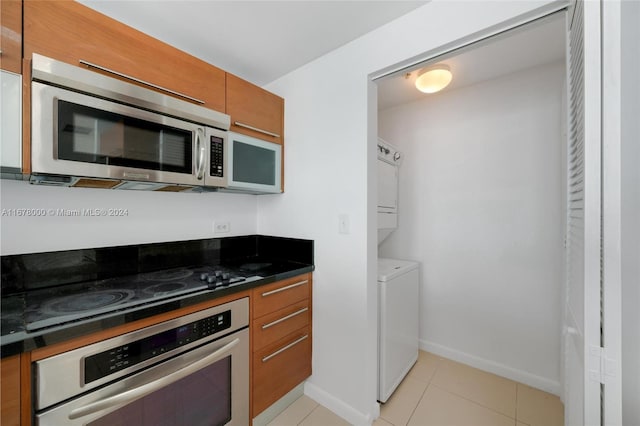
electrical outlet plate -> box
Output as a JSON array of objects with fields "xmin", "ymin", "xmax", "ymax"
[{"xmin": 214, "ymin": 222, "xmax": 230, "ymax": 234}]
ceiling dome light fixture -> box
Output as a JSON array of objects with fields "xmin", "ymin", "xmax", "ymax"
[{"xmin": 415, "ymin": 64, "xmax": 452, "ymax": 94}]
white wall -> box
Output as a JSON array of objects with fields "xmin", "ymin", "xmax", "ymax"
[
  {"xmin": 378, "ymin": 62, "xmax": 565, "ymax": 394},
  {"xmin": 0, "ymin": 180, "xmax": 257, "ymax": 255},
  {"xmin": 258, "ymin": 1, "xmax": 561, "ymax": 423},
  {"xmin": 621, "ymin": 0, "xmax": 640, "ymax": 423}
]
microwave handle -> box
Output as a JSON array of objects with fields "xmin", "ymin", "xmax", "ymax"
[
  {"xmin": 67, "ymin": 338, "xmax": 239, "ymax": 420},
  {"xmin": 195, "ymin": 128, "xmax": 205, "ymax": 180}
]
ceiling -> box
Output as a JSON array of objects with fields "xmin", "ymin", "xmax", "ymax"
[
  {"xmin": 377, "ymin": 13, "xmax": 567, "ymax": 110},
  {"xmin": 78, "ymin": 0, "xmax": 427, "ymax": 86}
]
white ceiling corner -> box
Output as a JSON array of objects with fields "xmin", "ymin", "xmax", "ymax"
[{"xmin": 77, "ymin": 0, "xmax": 428, "ymax": 86}]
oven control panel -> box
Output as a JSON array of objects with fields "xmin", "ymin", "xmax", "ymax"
[{"xmin": 84, "ymin": 310, "xmax": 231, "ymax": 384}]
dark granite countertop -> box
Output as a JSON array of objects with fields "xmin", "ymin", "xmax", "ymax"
[{"xmin": 1, "ymin": 235, "xmax": 314, "ymax": 358}]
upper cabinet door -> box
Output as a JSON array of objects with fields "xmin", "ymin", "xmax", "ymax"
[
  {"xmin": 226, "ymin": 73, "xmax": 284, "ymax": 145},
  {"xmin": 0, "ymin": 0, "xmax": 22, "ymax": 74},
  {"xmin": 23, "ymin": 0, "xmax": 226, "ymax": 112}
]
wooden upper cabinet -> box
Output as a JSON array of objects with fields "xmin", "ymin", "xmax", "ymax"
[
  {"xmin": 226, "ymin": 73, "xmax": 284, "ymax": 144},
  {"xmin": 23, "ymin": 0, "xmax": 226, "ymax": 112},
  {"xmin": 0, "ymin": 0, "xmax": 22, "ymax": 74}
]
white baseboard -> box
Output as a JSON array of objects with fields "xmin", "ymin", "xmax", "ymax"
[
  {"xmin": 420, "ymin": 339, "xmax": 562, "ymax": 396},
  {"xmin": 304, "ymin": 381, "xmax": 379, "ymax": 426}
]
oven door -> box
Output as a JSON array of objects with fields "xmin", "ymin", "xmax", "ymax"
[
  {"xmin": 36, "ymin": 329, "xmax": 249, "ymax": 426},
  {"xmin": 32, "ymin": 81, "xmax": 213, "ymax": 186}
]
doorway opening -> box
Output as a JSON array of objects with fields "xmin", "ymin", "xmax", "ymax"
[{"xmin": 373, "ymin": 11, "xmax": 569, "ymax": 422}]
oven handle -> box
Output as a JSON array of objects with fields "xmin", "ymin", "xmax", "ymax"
[{"xmin": 67, "ymin": 338, "xmax": 239, "ymax": 420}]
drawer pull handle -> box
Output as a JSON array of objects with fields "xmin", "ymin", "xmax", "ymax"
[
  {"xmin": 262, "ymin": 334, "xmax": 308, "ymax": 363},
  {"xmin": 261, "ymin": 280, "xmax": 308, "ymax": 297},
  {"xmin": 79, "ymin": 59, "xmax": 206, "ymax": 104},
  {"xmin": 262, "ymin": 307, "xmax": 309, "ymax": 329},
  {"xmin": 234, "ymin": 121, "xmax": 281, "ymax": 138}
]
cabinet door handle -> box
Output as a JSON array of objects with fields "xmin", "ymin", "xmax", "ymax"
[
  {"xmin": 261, "ymin": 280, "xmax": 308, "ymax": 297},
  {"xmin": 79, "ymin": 59, "xmax": 205, "ymax": 105},
  {"xmin": 262, "ymin": 334, "xmax": 308, "ymax": 363},
  {"xmin": 234, "ymin": 121, "xmax": 281, "ymax": 138},
  {"xmin": 261, "ymin": 307, "xmax": 308, "ymax": 330}
]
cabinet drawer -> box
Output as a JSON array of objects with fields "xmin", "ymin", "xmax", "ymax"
[
  {"xmin": 252, "ymin": 326, "xmax": 311, "ymax": 415},
  {"xmin": 252, "ymin": 274, "xmax": 311, "ymax": 318},
  {"xmin": 253, "ymin": 299, "xmax": 310, "ymax": 351}
]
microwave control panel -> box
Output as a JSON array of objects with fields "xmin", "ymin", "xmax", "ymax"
[{"xmin": 210, "ymin": 136, "xmax": 224, "ymax": 177}]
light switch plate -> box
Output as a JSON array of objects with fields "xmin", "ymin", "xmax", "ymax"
[{"xmin": 339, "ymin": 214, "xmax": 350, "ymax": 234}]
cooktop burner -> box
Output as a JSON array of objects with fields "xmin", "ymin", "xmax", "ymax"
[
  {"xmin": 41, "ymin": 290, "xmax": 136, "ymax": 314},
  {"xmin": 142, "ymin": 282, "xmax": 189, "ymax": 296},
  {"xmin": 21, "ymin": 265, "xmax": 263, "ymax": 332},
  {"xmin": 143, "ymin": 269, "xmax": 194, "ymax": 281}
]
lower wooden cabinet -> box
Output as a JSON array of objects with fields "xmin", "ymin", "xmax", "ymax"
[
  {"xmin": 1, "ymin": 354, "xmax": 21, "ymax": 426},
  {"xmin": 252, "ymin": 326, "xmax": 312, "ymax": 415},
  {"xmin": 251, "ymin": 273, "xmax": 312, "ymax": 416}
]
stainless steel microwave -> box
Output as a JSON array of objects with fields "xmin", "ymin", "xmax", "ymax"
[
  {"xmin": 30, "ymin": 54, "xmax": 229, "ymax": 191},
  {"xmin": 226, "ymin": 131, "xmax": 282, "ymax": 194}
]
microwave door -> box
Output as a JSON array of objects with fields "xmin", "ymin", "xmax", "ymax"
[{"xmin": 32, "ymin": 82, "xmax": 203, "ymax": 187}]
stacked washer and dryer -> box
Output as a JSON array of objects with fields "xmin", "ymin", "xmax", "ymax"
[{"xmin": 376, "ymin": 138, "xmax": 420, "ymax": 403}]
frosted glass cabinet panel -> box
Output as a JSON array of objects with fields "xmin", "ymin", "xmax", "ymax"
[{"xmin": 0, "ymin": 71, "xmax": 22, "ymax": 172}]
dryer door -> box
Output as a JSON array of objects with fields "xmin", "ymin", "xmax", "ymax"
[{"xmin": 378, "ymin": 160, "xmax": 398, "ymax": 213}]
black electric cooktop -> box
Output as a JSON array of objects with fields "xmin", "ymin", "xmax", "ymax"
[
  {"xmin": 19, "ymin": 264, "xmax": 264, "ymax": 332},
  {"xmin": 0, "ymin": 236, "xmax": 315, "ymax": 347}
]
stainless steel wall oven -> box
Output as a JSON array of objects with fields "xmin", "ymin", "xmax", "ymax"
[{"xmin": 34, "ymin": 298, "xmax": 249, "ymax": 426}]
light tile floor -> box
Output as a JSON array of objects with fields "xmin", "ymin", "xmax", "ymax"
[{"xmin": 267, "ymin": 350, "xmax": 564, "ymax": 426}]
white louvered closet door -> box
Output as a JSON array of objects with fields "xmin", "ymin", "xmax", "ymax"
[{"xmin": 564, "ymin": 0, "xmax": 602, "ymax": 425}]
